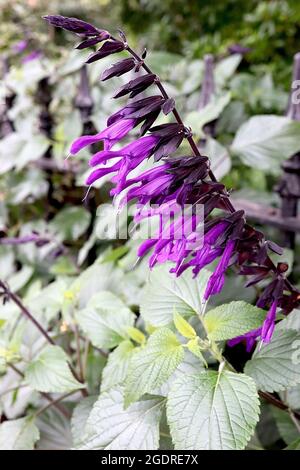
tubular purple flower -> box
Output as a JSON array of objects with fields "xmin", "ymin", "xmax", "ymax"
[
  {"xmin": 228, "ymin": 328, "xmax": 261, "ymax": 352},
  {"xmin": 204, "ymin": 239, "xmax": 236, "ymax": 300},
  {"xmin": 86, "ymin": 135, "xmax": 160, "ymax": 190},
  {"xmin": 261, "ymin": 300, "xmax": 278, "ymax": 343},
  {"xmin": 107, "ymin": 96, "xmax": 164, "ymax": 126},
  {"xmin": 70, "ymin": 119, "xmax": 136, "ymax": 154}
]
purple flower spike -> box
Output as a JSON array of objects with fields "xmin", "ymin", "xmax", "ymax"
[
  {"xmin": 70, "ymin": 119, "xmax": 136, "ymax": 154},
  {"xmin": 43, "ymin": 15, "xmax": 107, "ymax": 37}
]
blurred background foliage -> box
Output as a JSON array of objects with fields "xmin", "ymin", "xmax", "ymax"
[{"xmin": 0, "ymin": 0, "xmax": 300, "ymax": 449}]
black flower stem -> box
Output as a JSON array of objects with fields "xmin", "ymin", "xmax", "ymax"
[
  {"xmin": 34, "ymin": 390, "xmax": 77, "ymax": 418},
  {"xmin": 0, "ymin": 280, "xmax": 55, "ymax": 346},
  {"xmin": 125, "ymin": 44, "xmax": 236, "ymax": 214},
  {"xmin": 0, "ymin": 280, "xmax": 88, "ymax": 396},
  {"xmin": 8, "ymin": 363, "xmax": 71, "ymax": 419}
]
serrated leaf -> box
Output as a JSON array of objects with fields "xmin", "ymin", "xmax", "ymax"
[
  {"xmin": 173, "ymin": 312, "xmax": 196, "ymax": 339},
  {"xmin": 25, "ymin": 345, "xmax": 84, "ymax": 393},
  {"xmin": 141, "ymin": 265, "xmax": 211, "ymax": 326},
  {"xmin": 76, "ymin": 292, "xmax": 135, "ymax": 349},
  {"xmin": 244, "ymin": 329, "xmax": 300, "ymax": 392},
  {"xmin": 0, "ymin": 417, "xmax": 39, "ymax": 450},
  {"xmin": 204, "ymin": 301, "xmax": 265, "ymax": 341},
  {"xmin": 167, "ymin": 370, "xmax": 260, "ymax": 450},
  {"xmin": 125, "ymin": 328, "xmax": 184, "ymax": 406},
  {"xmin": 101, "ymin": 340, "xmax": 135, "ymax": 391},
  {"xmin": 71, "ymin": 396, "xmax": 97, "ymax": 447},
  {"xmin": 78, "ymin": 385, "xmax": 164, "ymax": 450}
]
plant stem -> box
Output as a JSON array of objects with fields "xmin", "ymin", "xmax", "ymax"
[
  {"xmin": 125, "ymin": 44, "xmax": 236, "ymax": 214},
  {"xmin": 8, "ymin": 363, "xmax": 71, "ymax": 419},
  {"xmin": 74, "ymin": 324, "xmax": 84, "ymax": 382},
  {"xmin": 0, "ymin": 280, "xmax": 54, "ymax": 345},
  {"xmin": 0, "ymin": 280, "xmax": 89, "ymax": 397},
  {"xmin": 34, "ymin": 390, "xmax": 77, "ymax": 418},
  {"xmin": 195, "ymin": 312, "xmax": 300, "ymax": 420}
]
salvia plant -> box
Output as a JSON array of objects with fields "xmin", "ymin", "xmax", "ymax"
[{"xmin": 1, "ymin": 14, "xmax": 300, "ymax": 451}]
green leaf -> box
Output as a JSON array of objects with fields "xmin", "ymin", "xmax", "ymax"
[
  {"xmin": 78, "ymin": 386, "xmax": 164, "ymax": 450},
  {"xmin": 204, "ymin": 301, "xmax": 265, "ymax": 341},
  {"xmin": 185, "ymin": 93, "xmax": 231, "ymax": 137},
  {"xmin": 36, "ymin": 408, "xmax": 72, "ymax": 450},
  {"xmin": 173, "ymin": 312, "xmax": 196, "ymax": 339},
  {"xmin": 25, "ymin": 345, "xmax": 85, "ymax": 393},
  {"xmin": 244, "ymin": 329, "xmax": 300, "ymax": 392},
  {"xmin": 272, "ymin": 408, "xmax": 300, "ymax": 445},
  {"xmin": 186, "ymin": 338, "xmax": 208, "ymax": 366},
  {"xmin": 278, "ymin": 308, "xmax": 300, "ymax": 332},
  {"xmin": 71, "ymin": 396, "xmax": 97, "ymax": 448},
  {"xmin": 280, "ymin": 384, "xmax": 300, "ymax": 410},
  {"xmin": 76, "ymin": 292, "xmax": 135, "ymax": 349},
  {"xmin": 127, "ymin": 327, "xmax": 146, "ymax": 344},
  {"xmin": 50, "ymin": 206, "xmax": 91, "ymax": 241},
  {"xmin": 70, "ymin": 261, "xmax": 123, "ymax": 309},
  {"xmin": 202, "ymin": 137, "xmax": 231, "ymax": 180},
  {"xmin": 167, "ymin": 370, "xmax": 260, "ymax": 450},
  {"xmin": 0, "ymin": 417, "xmax": 39, "ymax": 450},
  {"xmin": 125, "ymin": 328, "xmax": 184, "ymax": 407},
  {"xmin": 101, "ymin": 340, "xmax": 135, "ymax": 391},
  {"xmin": 231, "ymin": 116, "xmax": 300, "ymax": 174},
  {"xmin": 285, "ymin": 438, "xmax": 300, "ymax": 450},
  {"xmin": 140, "ymin": 265, "xmax": 211, "ymax": 326},
  {"xmin": 215, "ymin": 54, "xmax": 242, "ymax": 88}
]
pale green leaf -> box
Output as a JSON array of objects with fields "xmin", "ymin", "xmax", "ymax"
[
  {"xmin": 36, "ymin": 408, "xmax": 72, "ymax": 450},
  {"xmin": 185, "ymin": 93, "xmax": 231, "ymax": 136},
  {"xmin": 140, "ymin": 265, "xmax": 211, "ymax": 326},
  {"xmin": 0, "ymin": 417, "xmax": 39, "ymax": 450},
  {"xmin": 244, "ymin": 329, "xmax": 300, "ymax": 392},
  {"xmin": 202, "ymin": 137, "xmax": 231, "ymax": 180},
  {"xmin": 125, "ymin": 328, "xmax": 184, "ymax": 406},
  {"xmin": 173, "ymin": 312, "xmax": 196, "ymax": 339},
  {"xmin": 231, "ymin": 116, "xmax": 300, "ymax": 173},
  {"xmin": 25, "ymin": 345, "xmax": 85, "ymax": 393},
  {"xmin": 204, "ymin": 301, "xmax": 265, "ymax": 341},
  {"xmin": 78, "ymin": 385, "xmax": 164, "ymax": 450},
  {"xmin": 76, "ymin": 292, "xmax": 134, "ymax": 349},
  {"xmin": 127, "ymin": 327, "xmax": 146, "ymax": 344},
  {"xmin": 71, "ymin": 396, "xmax": 97, "ymax": 448},
  {"xmin": 167, "ymin": 370, "xmax": 260, "ymax": 450},
  {"xmin": 101, "ymin": 340, "xmax": 135, "ymax": 391}
]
